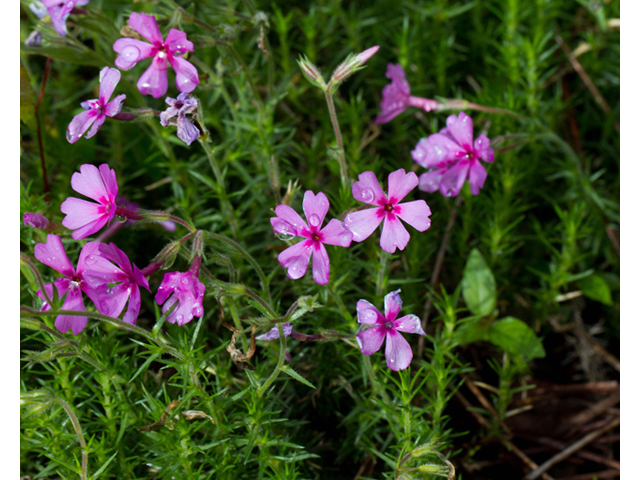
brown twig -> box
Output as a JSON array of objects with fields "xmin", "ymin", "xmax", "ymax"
[
  {"xmin": 564, "ymin": 391, "xmax": 619, "ymax": 433},
  {"xmin": 518, "ymin": 434, "xmax": 620, "ymax": 470},
  {"xmin": 35, "ymin": 57, "xmax": 51, "ymax": 200},
  {"xmin": 555, "ymin": 470, "xmax": 620, "ymax": 480}
]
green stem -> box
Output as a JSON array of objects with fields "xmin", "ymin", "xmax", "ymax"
[
  {"xmin": 324, "ymin": 88, "xmax": 349, "ymax": 187},
  {"xmin": 227, "ymin": 45, "xmax": 263, "ymax": 112},
  {"xmin": 53, "ymin": 396, "xmax": 88, "ymax": 480},
  {"xmin": 229, "ymin": 298, "xmax": 248, "ymax": 351},
  {"xmin": 376, "ymin": 250, "xmax": 390, "ymax": 298},
  {"xmin": 256, "ymin": 323, "xmax": 287, "ymax": 397}
]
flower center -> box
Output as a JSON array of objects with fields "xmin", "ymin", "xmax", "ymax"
[
  {"xmin": 384, "ymin": 320, "xmax": 394, "ymax": 330},
  {"xmin": 384, "ymin": 203, "xmax": 394, "ymax": 213},
  {"xmin": 465, "ymin": 150, "xmax": 476, "ymax": 160},
  {"xmin": 311, "ymin": 232, "xmax": 321, "ymax": 243}
]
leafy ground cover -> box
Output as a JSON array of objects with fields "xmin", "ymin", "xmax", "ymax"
[{"xmin": 20, "ymin": 0, "xmax": 620, "ymax": 479}]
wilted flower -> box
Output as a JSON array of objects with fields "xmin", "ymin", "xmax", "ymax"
[
  {"xmin": 412, "ymin": 112, "xmax": 495, "ymax": 197},
  {"xmin": 66, "ymin": 67, "xmax": 126, "ymax": 143},
  {"xmin": 160, "ymin": 92, "xmax": 199, "ymax": 145},
  {"xmin": 60, "ymin": 163, "xmax": 118, "ymax": 240},
  {"xmin": 30, "ymin": 0, "xmax": 89, "ymax": 37},
  {"xmin": 344, "ymin": 169, "xmax": 432, "ymax": 253},
  {"xmin": 256, "ymin": 322, "xmax": 293, "ymax": 341},
  {"xmin": 356, "ymin": 289, "xmax": 425, "ymax": 371},
  {"xmin": 271, "ymin": 191, "xmax": 353, "ymax": 285},
  {"xmin": 155, "ymin": 257, "xmax": 205, "ymax": 326},
  {"xmin": 23, "ymin": 213, "xmax": 50, "ymax": 230},
  {"xmin": 374, "ymin": 63, "xmax": 440, "ymax": 125},
  {"xmin": 113, "ymin": 12, "xmax": 199, "ymax": 98}
]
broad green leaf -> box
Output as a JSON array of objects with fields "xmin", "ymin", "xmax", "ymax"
[
  {"xmin": 22, "ymin": 45, "xmax": 105, "ymax": 67},
  {"xmin": 453, "ymin": 318, "xmax": 492, "ymax": 345},
  {"xmin": 488, "ymin": 317, "xmax": 546, "ymax": 360},
  {"xmin": 461, "ymin": 248, "xmax": 496, "ymax": 316},
  {"xmin": 20, "ymin": 65, "xmax": 37, "ymax": 130},
  {"xmin": 280, "ymin": 365, "xmax": 316, "ymax": 389},
  {"xmin": 579, "ymin": 274, "xmax": 613, "ymax": 305}
]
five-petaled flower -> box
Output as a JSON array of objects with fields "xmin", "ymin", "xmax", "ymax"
[
  {"xmin": 34, "ymin": 234, "xmax": 105, "ymax": 334},
  {"xmin": 374, "ymin": 63, "xmax": 440, "ymax": 125},
  {"xmin": 356, "ymin": 289, "xmax": 425, "ymax": 371},
  {"xmin": 412, "ymin": 112, "xmax": 495, "ymax": 197},
  {"xmin": 344, "ymin": 169, "xmax": 432, "ymax": 253},
  {"xmin": 66, "ymin": 67, "xmax": 126, "ymax": 143},
  {"xmin": 113, "ymin": 12, "xmax": 199, "ymax": 98},
  {"xmin": 160, "ymin": 92, "xmax": 200, "ymax": 145},
  {"xmin": 60, "ymin": 163, "xmax": 118, "ymax": 240},
  {"xmin": 155, "ymin": 257, "xmax": 205, "ymax": 326},
  {"xmin": 271, "ymin": 191, "xmax": 353, "ymax": 285},
  {"xmin": 30, "ymin": 0, "xmax": 89, "ymax": 37}
]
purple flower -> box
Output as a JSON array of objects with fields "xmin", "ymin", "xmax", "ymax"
[
  {"xmin": 344, "ymin": 169, "xmax": 432, "ymax": 253},
  {"xmin": 113, "ymin": 12, "xmax": 199, "ymax": 98},
  {"xmin": 355, "ymin": 289, "xmax": 425, "ymax": 371},
  {"xmin": 374, "ymin": 64, "xmax": 440, "ymax": 125},
  {"xmin": 256, "ymin": 322, "xmax": 293, "ymax": 341},
  {"xmin": 34, "ymin": 234, "xmax": 105, "ymax": 334},
  {"xmin": 23, "ymin": 212, "xmax": 50, "ymax": 230},
  {"xmin": 66, "ymin": 67, "xmax": 126, "ymax": 143},
  {"xmin": 31, "ymin": 0, "xmax": 90, "ymax": 37},
  {"xmin": 155, "ymin": 263, "xmax": 205, "ymax": 326},
  {"xmin": 60, "ymin": 163, "xmax": 118, "ymax": 240},
  {"xmin": 82, "ymin": 243, "xmax": 149, "ymax": 325},
  {"xmin": 160, "ymin": 92, "xmax": 199, "ymax": 145},
  {"xmin": 412, "ymin": 112, "xmax": 495, "ymax": 197},
  {"xmin": 271, "ymin": 191, "xmax": 353, "ymax": 285}
]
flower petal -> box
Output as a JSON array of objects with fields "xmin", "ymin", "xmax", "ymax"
[
  {"xmin": 468, "ymin": 161, "xmax": 487, "ymax": 195},
  {"xmin": 393, "ymin": 314, "xmax": 426, "ymax": 335},
  {"xmin": 352, "ymin": 171, "xmax": 387, "ymax": 205},
  {"xmin": 384, "ymin": 330, "xmax": 413, "ymax": 371},
  {"xmin": 278, "ymin": 240, "xmax": 313, "ymax": 280},
  {"xmin": 98, "ymin": 163, "xmax": 118, "ymax": 201},
  {"xmin": 319, "ymin": 219, "xmax": 352, "ymax": 247},
  {"xmin": 113, "ymin": 38, "xmax": 156, "ymax": 70},
  {"xmin": 98, "ymin": 282, "xmax": 130, "ymax": 318},
  {"xmin": 439, "ymin": 159, "xmax": 470, "ymax": 197},
  {"xmin": 34, "ymin": 234, "xmax": 74, "ymax": 278},
  {"xmin": 386, "ymin": 63, "xmax": 410, "ymax": 95},
  {"xmin": 56, "ymin": 286, "xmax": 88, "ymax": 335},
  {"xmin": 69, "ymin": 164, "xmax": 110, "ymax": 203},
  {"xmin": 356, "ymin": 299, "xmax": 384, "ymax": 325},
  {"xmin": 66, "ymin": 109, "xmax": 98, "ymax": 143},
  {"xmin": 104, "ymin": 94, "xmax": 126, "ymax": 117},
  {"xmin": 60, "ymin": 197, "xmax": 104, "ymax": 228},
  {"xmin": 176, "ymin": 115, "xmax": 199, "ymax": 145},
  {"xmin": 384, "ymin": 289, "xmax": 403, "ymax": 321},
  {"xmin": 272, "ymin": 205, "xmax": 308, "ymax": 237},
  {"xmin": 123, "ymin": 285, "xmax": 142, "ymax": 325},
  {"xmin": 419, "ymin": 169, "xmax": 446, "ymax": 193},
  {"xmin": 98, "ymin": 67, "xmax": 121, "ymax": 104},
  {"xmin": 446, "ymin": 112, "xmax": 474, "ymax": 149},
  {"xmin": 374, "ymin": 83, "xmax": 409, "ymax": 124},
  {"xmin": 474, "ymin": 134, "xmax": 495, "ymax": 162},
  {"xmin": 84, "ymin": 113, "xmax": 106, "ymax": 139},
  {"xmin": 137, "ymin": 56, "xmax": 168, "ymax": 98},
  {"xmin": 387, "ymin": 168, "xmax": 418, "ymax": 203},
  {"xmin": 343, "ymin": 208, "xmax": 383, "ymax": 243},
  {"xmin": 128, "ymin": 12, "xmax": 163, "ymax": 45},
  {"xmin": 396, "ymin": 200, "xmax": 432, "ymax": 232},
  {"xmin": 380, "ymin": 215, "xmax": 410, "ymax": 253},
  {"xmin": 302, "ymin": 191, "xmax": 330, "ymax": 229},
  {"xmin": 356, "ymin": 325, "xmax": 386, "ymax": 355},
  {"xmin": 169, "ymin": 56, "xmax": 199, "ymax": 93},
  {"xmin": 257, "ymin": 322, "xmax": 292, "ymax": 341},
  {"xmin": 165, "ymin": 29, "xmax": 194, "ymax": 55},
  {"xmin": 311, "ymin": 243, "xmax": 330, "ymax": 285}
]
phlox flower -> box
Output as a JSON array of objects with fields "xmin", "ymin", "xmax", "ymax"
[
  {"xmin": 113, "ymin": 12, "xmax": 199, "ymax": 98},
  {"xmin": 256, "ymin": 322, "xmax": 293, "ymax": 341},
  {"xmin": 66, "ymin": 67, "xmax": 126, "ymax": 143},
  {"xmin": 160, "ymin": 92, "xmax": 199, "ymax": 145},
  {"xmin": 23, "ymin": 212, "xmax": 50, "ymax": 230},
  {"xmin": 60, "ymin": 163, "xmax": 118, "ymax": 240},
  {"xmin": 344, "ymin": 169, "xmax": 432, "ymax": 253},
  {"xmin": 411, "ymin": 112, "xmax": 495, "ymax": 197},
  {"xmin": 34, "ymin": 234, "xmax": 105, "ymax": 334},
  {"xmin": 374, "ymin": 63, "xmax": 440, "ymax": 125},
  {"xmin": 356, "ymin": 289, "xmax": 425, "ymax": 371},
  {"xmin": 155, "ymin": 262, "xmax": 205, "ymax": 326},
  {"xmin": 82, "ymin": 243, "xmax": 149, "ymax": 325},
  {"xmin": 30, "ymin": 0, "xmax": 89, "ymax": 37},
  {"xmin": 271, "ymin": 191, "xmax": 353, "ymax": 285}
]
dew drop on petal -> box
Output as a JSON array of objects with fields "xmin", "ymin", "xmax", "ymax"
[
  {"xmin": 181, "ymin": 277, "xmax": 189, "ymax": 285},
  {"xmin": 308, "ymin": 214, "xmax": 321, "ymax": 227},
  {"xmin": 175, "ymin": 314, "xmax": 184, "ymax": 324},
  {"xmin": 85, "ymin": 255, "xmax": 97, "ymax": 265},
  {"xmin": 276, "ymin": 232, "xmax": 295, "ymax": 241},
  {"xmin": 361, "ymin": 188, "xmax": 374, "ymax": 203},
  {"xmin": 356, "ymin": 336, "xmax": 363, "ymax": 350},
  {"xmin": 121, "ymin": 45, "xmax": 141, "ymax": 64},
  {"xmin": 117, "ymin": 215, "xmax": 127, "ymax": 223},
  {"xmin": 363, "ymin": 309, "xmax": 378, "ymax": 323}
]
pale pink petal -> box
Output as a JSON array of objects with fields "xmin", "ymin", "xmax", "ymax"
[
  {"xmin": 343, "ymin": 208, "xmax": 383, "ymax": 243},
  {"xmin": 104, "ymin": 94, "xmax": 126, "ymax": 117},
  {"xmin": 66, "ymin": 109, "xmax": 98, "ymax": 143},
  {"xmin": 412, "ymin": 133, "xmax": 463, "ymax": 168},
  {"xmin": 60, "ymin": 198, "xmax": 103, "ymax": 229},
  {"xmin": 440, "ymin": 160, "xmax": 470, "ymax": 197},
  {"xmin": 128, "ymin": 12, "xmax": 163, "ymax": 45},
  {"xmin": 302, "ymin": 191, "xmax": 330, "ymax": 228},
  {"xmin": 355, "ymin": 45, "xmax": 379, "ymax": 65},
  {"xmin": 169, "ymin": 56, "xmax": 199, "ymax": 93},
  {"xmin": 380, "ymin": 216, "xmax": 410, "ymax": 253},
  {"xmin": 137, "ymin": 56, "xmax": 169, "ymax": 98},
  {"xmin": 69, "ymin": 164, "xmax": 108, "ymax": 202},
  {"xmin": 98, "ymin": 67, "xmax": 120, "ymax": 104},
  {"xmin": 446, "ymin": 112, "xmax": 474, "ymax": 149},
  {"xmin": 356, "ymin": 326, "xmax": 386, "ymax": 355},
  {"xmin": 395, "ymin": 200, "xmax": 432, "ymax": 232},
  {"xmin": 278, "ymin": 240, "xmax": 313, "ymax": 280},
  {"xmin": 113, "ymin": 38, "xmax": 157, "ymax": 70},
  {"xmin": 257, "ymin": 322, "xmax": 292, "ymax": 341},
  {"xmin": 383, "ymin": 289, "xmax": 403, "ymax": 321},
  {"xmin": 384, "ymin": 330, "xmax": 413, "ymax": 371},
  {"xmin": 419, "ymin": 169, "xmax": 446, "ymax": 193},
  {"xmin": 84, "ymin": 114, "xmax": 106, "ymax": 139},
  {"xmin": 386, "ymin": 63, "xmax": 410, "ymax": 95},
  {"xmin": 311, "ymin": 243, "xmax": 330, "ymax": 285},
  {"xmin": 122, "ymin": 286, "xmax": 142, "ymax": 325},
  {"xmin": 34, "ymin": 234, "xmax": 74, "ymax": 278},
  {"xmin": 165, "ymin": 29, "xmax": 194, "ymax": 55},
  {"xmin": 474, "ymin": 134, "xmax": 494, "ymax": 162},
  {"xmin": 76, "ymin": 241, "xmax": 110, "ymax": 275},
  {"xmin": 319, "ymin": 219, "xmax": 352, "ymax": 247},
  {"xmin": 98, "ymin": 282, "xmax": 130, "ymax": 318},
  {"xmin": 48, "ymin": 3, "xmax": 74, "ymax": 36},
  {"xmin": 352, "ymin": 171, "xmax": 387, "ymax": 205},
  {"xmin": 374, "ymin": 87, "xmax": 408, "ymax": 124},
  {"xmin": 468, "ymin": 161, "xmax": 487, "ymax": 195},
  {"xmin": 176, "ymin": 115, "xmax": 199, "ymax": 145},
  {"xmin": 56, "ymin": 286, "xmax": 88, "ymax": 335},
  {"xmin": 393, "ymin": 314, "xmax": 426, "ymax": 335},
  {"xmin": 98, "ymin": 164, "xmax": 118, "ymax": 201},
  {"xmin": 95, "ymin": 242, "xmax": 130, "ymax": 275},
  {"xmin": 272, "ymin": 205, "xmax": 308, "ymax": 237},
  {"xmin": 408, "ymin": 96, "xmax": 440, "ymax": 112},
  {"xmin": 387, "ymin": 169, "xmax": 418, "ymax": 203},
  {"xmin": 155, "ymin": 272, "xmax": 180, "ymax": 305},
  {"xmin": 356, "ymin": 299, "xmax": 384, "ymax": 325}
]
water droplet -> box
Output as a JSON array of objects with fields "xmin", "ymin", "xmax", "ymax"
[
  {"xmin": 308, "ymin": 214, "xmax": 321, "ymax": 227},
  {"xmin": 46, "ymin": 257, "xmax": 51, "ymax": 262},
  {"xmin": 121, "ymin": 44, "xmax": 141, "ymax": 63},
  {"xmin": 157, "ymin": 51, "xmax": 166, "ymax": 59},
  {"xmin": 181, "ymin": 277, "xmax": 189, "ymax": 286},
  {"xmin": 361, "ymin": 188, "xmax": 374, "ymax": 203},
  {"xmin": 390, "ymin": 358, "xmax": 394, "ymax": 363},
  {"xmin": 175, "ymin": 314, "xmax": 184, "ymax": 324},
  {"xmin": 85, "ymin": 255, "xmax": 97, "ymax": 265},
  {"xmin": 362, "ymin": 309, "xmax": 377, "ymax": 323},
  {"xmin": 276, "ymin": 232, "xmax": 295, "ymax": 241},
  {"xmin": 116, "ymin": 215, "xmax": 127, "ymax": 223}
]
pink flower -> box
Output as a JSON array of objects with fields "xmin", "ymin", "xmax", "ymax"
[
  {"xmin": 155, "ymin": 260, "xmax": 205, "ymax": 326},
  {"xmin": 374, "ymin": 64, "xmax": 440, "ymax": 125},
  {"xmin": 344, "ymin": 169, "xmax": 432, "ymax": 253},
  {"xmin": 60, "ymin": 164, "xmax": 118, "ymax": 240},
  {"xmin": 356, "ymin": 289, "xmax": 425, "ymax": 371},
  {"xmin": 23, "ymin": 212, "xmax": 50, "ymax": 230},
  {"xmin": 271, "ymin": 191, "xmax": 353, "ymax": 285},
  {"xmin": 83, "ymin": 243, "xmax": 149, "ymax": 325},
  {"xmin": 31, "ymin": 0, "xmax": 90, "ymax": 37},
  {"xmin": 34, "ymin": 235, "xmax": 106, "ymax": 334},
  {"xmin": 412, "ymin": 112, "xmax": 495, "ymax": 197},
  {"xmin": 113, "ymin": 12, "xmax": 199, "ymax": 98},
  {"xmin": 257, "ymin": 322, "xmax": 293, "ymax": 341},
  {"xmin": 160, "ymin": 92, "xmax": 199, "ymax": 145},
  {"xmin": 66, "ymin": 67, "xmax": 126, "ymax": 143}
]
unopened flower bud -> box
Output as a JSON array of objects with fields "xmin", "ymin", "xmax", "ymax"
[
  {"xmin": 23, "ymin": 212, "xmax": 50, "ymax": 230},
  {"xmin": 329, "ymin": 46, "xmax": 379, "ymax": 94},
  {"xmin": 297, "ymin": 55, "xmax": 327, "ymax": 90}
]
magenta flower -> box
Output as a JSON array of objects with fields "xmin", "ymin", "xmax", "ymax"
[
  {"xmin": 344, "ymin": 169, "xmax": 432, "ymax": 253},
  {"xmin": 23, "ymin": 212, "xmax": 50, "ymax": 230},
  {"xmin": 271, "ymin": 191, "xmax": 353, "ymax": 285},
  {"xmin": 34, "ymin": 235, "xmax": 105, "ymax": 334},
  {"xmin": 82, "ymin": 243, "xmax": 149, "ymax": 325},
  {"xmin": 155, "ymin": 260, "xmax": 205, "ymax": 326},
  {"xmin": 412, "ymin": 112, "xmax": 495, "ymax": 197},
  {"xmin": 60, "ymin": 164, "xmax": 118, "ymax": 240},
  {"xmin": 160, "ymin": 92, "xmax": 199, "ymax": 145},
  {"xmin": 66, "ymin": 67, "xmax": 125, "ymax": 143},
  {"xmin": 356, "ymin": 289, "xmax": 425, "ymax": 371},
  {"xmin": 113, "ymin": 12, "xmax": 199, "ymax": 98},
  {"xmin": 374, "ymin": 64, "xmax": 440, "ymax": 125},
  {"xmin": 257, "ymin": 322, "xmax": 293, "ymax": 341},
  {"xmin": 31, "ymin": 0, "xmax": 90, "ymax": 37}
]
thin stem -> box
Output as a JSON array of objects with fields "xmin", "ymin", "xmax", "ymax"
[
  {"xmin": 35, "ymin": 57, "xmax": 51, "ymax": 200},
  {"xmin": 228, "ymin": 298, "xmax": 248, "ymax": 351},
  {"xmin": 20, "ymin": 253, "xmax": 52, "ymax": 307},
  {"xmin": 376, "ymin": 250, "xmax": 390, "ymax": 299},
  {"xmin": 324, "ymin": 89, "xmax": 349, "ymax": 187},
  {"xmin": 227, "ymin": 45, "xmax": 263, "ymax": 111},
  {"xmin": 256, "ymin": 322, "xmax": 287, "ymax": 397},
  {"xmin": 53, "ymin": 396, "xmax": 88, "ymax": 480}
]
